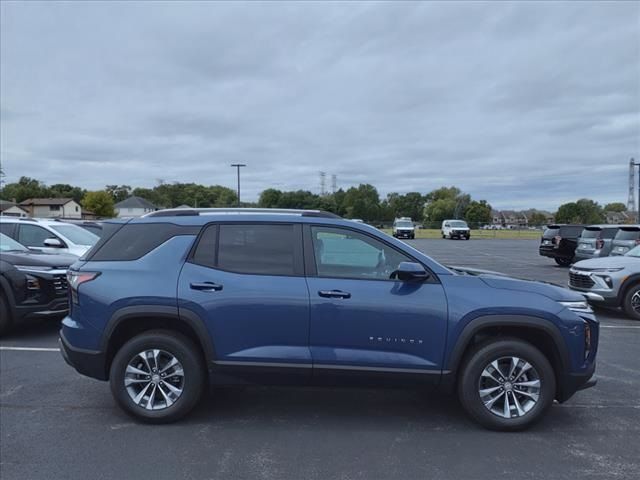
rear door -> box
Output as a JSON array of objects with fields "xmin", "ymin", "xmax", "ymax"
[
  {"xmin": 178, "ymin": 222, "xmax": 312, "ymax": 379},
  {"xmin": 304, "ymin": 224, "xmax": 448, "ymax": 382}
]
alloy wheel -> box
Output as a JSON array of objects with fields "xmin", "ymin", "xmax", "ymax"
[
  {"xmin": 124, "ymin": 349, "xmax": 185, "ymax": 410},
  {"xmin": 478, "ymin": 356, "xmax": 541, "ymax": 419}
]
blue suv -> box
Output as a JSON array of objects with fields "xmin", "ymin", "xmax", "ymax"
[{"xmin": 60, "ymin": 209, "xmax": 598, "ymax": 430}]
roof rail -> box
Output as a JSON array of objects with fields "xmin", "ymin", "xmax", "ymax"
[{"xmin": 144, "ymin": 208, "xmax": 341, "ymax": 219}]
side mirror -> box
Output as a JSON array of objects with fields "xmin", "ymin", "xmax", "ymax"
[
  {"xmin": 393, "ymin": 262, "xmax": 430, "ymax": 282},
  {"xmin": 43, "ymin": 238, "xmax": 63, "ymax": 248}
]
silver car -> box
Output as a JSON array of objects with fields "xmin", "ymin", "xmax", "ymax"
[
  {"xmin": 610, "ymin": 225, "xmax": 640, "ymax": 256},
  {"xmin": 574, "ymin": 225, "xmax": 622, "ymax": 261},
  {"xmin": 569, "ymin": 245, "xmax": 640, "ymax": 320}
]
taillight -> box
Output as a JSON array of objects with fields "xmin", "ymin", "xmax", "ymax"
[
  {"xmin": 67, "ymin": 271, "xmax": 100, "ymax": 304},
  {"xmin": 595, "ymin": 238, "xmax": 604, "ymax": 250},
  {"xmin": 635, "ymin": 238, "xmax": 640, "ymax": 246}
]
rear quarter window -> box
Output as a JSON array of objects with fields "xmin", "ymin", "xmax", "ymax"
[{"xmin": 87, "ymin": 223, "xmax": 200, "ymax": 261}]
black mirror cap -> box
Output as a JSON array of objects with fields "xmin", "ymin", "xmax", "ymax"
[{"xmin": 394, "ymin": 261, "xmax": 430, "ymax": 281}]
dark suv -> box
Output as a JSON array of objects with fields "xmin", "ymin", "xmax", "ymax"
[
  {"xmin": 60, "ymin": 209, "xmax": 598, "ymax": 431},
  {"xmin": 0, "ymin": 233, "xmax": 76, "ymax": 335},
  {"xmin": 539, "ymin": 224, "xmax": 585, "ymax": 266}
]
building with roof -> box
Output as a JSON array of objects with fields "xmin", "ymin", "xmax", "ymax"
[
  {"xmin": 114, "ymin": 196, "xmax": 159, "ymax": 218},
  {"xmin": 0, "ymin": 200, "xmax": 29, "ymax": 217},
  {"xmin": 19, "ymin": 198, "xmax": 82, "ymax": 218}
]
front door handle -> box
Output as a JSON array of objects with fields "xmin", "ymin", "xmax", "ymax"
[
  {"xmin": 318, "ymin": 290, "xmax": 351, "ymax": 299},
  {"xmin": 190, "ymin": 282, "xmax": 223, "ymax": 292}
]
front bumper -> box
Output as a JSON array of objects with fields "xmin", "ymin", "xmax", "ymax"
[
  {"xmin": 394, "ymin": 230, "xmax": 414, "ymax": 238},
  {"xmin": 557, "ymin": 362, "xmax": 597, "ymax": 402},
  {"xmin": 59, "ymin": 329, "xmax": 108, "ymax": 381},
  {"xmin": 15, "ymin": 296, "xmax": 68, "ymax": 323}
]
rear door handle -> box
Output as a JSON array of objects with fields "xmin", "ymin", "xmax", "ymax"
[
  {"xmin": 318, "ymin": 290, "xmax": 351, "ymax": 299},
  {"xmin": 190, "ymin": 282, "xmax": 223, "ymax": 292}
]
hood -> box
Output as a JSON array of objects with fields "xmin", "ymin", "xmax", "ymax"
[
  {"xmin": 0, "ymin": 250, "xmax": 78, "ymax": 268},
  {"xmin": 573, "ymin": 256, "xmax": 638, "ymax": 270},
  {"xmin": 448, "ymin": 265, "xmax": 583, "ymax": 302}
]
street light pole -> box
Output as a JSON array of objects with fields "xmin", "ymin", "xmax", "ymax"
[
  {"xmin": 634, "ymin": 158, "xmax": 639, "ymax": 223},
  {"xmin": 230, "ymin": 164, "xmax": 246, "ymax": 207}
]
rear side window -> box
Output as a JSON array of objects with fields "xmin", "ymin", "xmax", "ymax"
[
  {"xmin": 217, "ymin": 224, "xmax": 296, "ymax": 276},
  {"xmin": 88, "ymin": 223, "xmax": 199, "ymax": 261},
  {"xmin": 615, "ymin": 228, "xmax": 640, "ymax": 240}
]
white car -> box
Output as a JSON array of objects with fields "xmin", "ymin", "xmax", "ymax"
[
  {"xmin": 0, "ymin": 218, "xmax": 99, "ymax": 257},
  {"xmin": 441, "ymin": 219, "xmax": 470, "ymax": 240}
]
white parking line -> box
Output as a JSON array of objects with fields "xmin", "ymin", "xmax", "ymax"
[
  {"xmin": 600, "ymin": 325, "xmax": 640, "ymax": 329},
  {"xmin": 0, "ymin": 346, "xmax": 60, "ymax": 352}
]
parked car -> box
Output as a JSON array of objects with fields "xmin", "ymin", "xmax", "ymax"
[
  {"xmin": 56, "ymin": 219, "xmax": 104, "ymax": 237},
  {"xmin": 0, "ymin": 217, "xmax": 99, "ymax": 257},
  {"xmin": 610, "ymin": 226, "xmax": 640, "ymax": 256},
  {"xmin": 441, "ymin": 219, "xmax": 470, "ymax": 239},
  {"xmin": 392, "ymin": 218, "xmax": 415, "ymax": 239},
  {"xmin": 574, "ymin": 225, "xmax": 622, "ymax": 261},
  {"xmin": 539, "ymin": 224, "xmax": 585, "ymax": 266},
  {"xmin": 0, "ymin": 233, "xmax": 76, "ymax": 335},
  {"xmin": 569, "ymin": 245, "xmax": 640, "ymax": 320},
  {"xmin": 60, "ymin": 208, "xmax": 598, "ymax": 430}
]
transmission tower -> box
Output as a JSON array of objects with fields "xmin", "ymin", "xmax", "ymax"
[
  {"xmin": 629, "ymin": 158, "xmax": 636, "ymax": 212},
  {"xmin": 319, "ymin": 171, "xmax": 326, "ymax": 196}
]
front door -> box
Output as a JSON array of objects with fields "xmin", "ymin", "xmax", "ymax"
[
  {"xmin": 178, "ymin": 222, "xmax": 311, "ymax": 381},
  {"xmin": 305, "ymin": 225, "xmax": 448, "ymax": 381}
]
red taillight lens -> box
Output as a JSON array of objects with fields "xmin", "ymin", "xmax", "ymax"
[
  {"xmin": 67, "ymin": 271, "xmax": 100, "ymax": 304},
  {"xmin": 596, "ymin": 238, "xmax": 604, "ymax": 249}
]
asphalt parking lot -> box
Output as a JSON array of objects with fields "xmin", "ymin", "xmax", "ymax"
[{"xmin": 1, "ymin": 239, "xmax": 638, "ymax": 480}]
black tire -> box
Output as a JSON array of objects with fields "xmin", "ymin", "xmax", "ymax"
[
  {"xmin": 457, "ymin": 338, "xmax": 556, "ymax": 431},
  {"xmin": 623, "ymin": 283, "xmax": 640, "ymax": 321},
  {"xmin": 554, "ymin": 257, "xmax": 573, "ymax": 267},
  {"xmin": 109, "ymin": 330, "xmax": 205, "ymax": 423},
  {"xmin": 0, "ymin": 292, "xmax": 12, "ymax": 336}
]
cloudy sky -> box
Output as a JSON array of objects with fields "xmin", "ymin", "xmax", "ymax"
[{"xmin": 1, "ymin": 1, "xmax": 639, "ymax": 210}]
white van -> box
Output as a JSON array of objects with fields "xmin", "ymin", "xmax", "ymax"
[{"xmin": 441, "ymin": 219, "xmax": 470, "ymax": 240}]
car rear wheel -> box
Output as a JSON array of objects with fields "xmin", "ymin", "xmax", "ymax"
[
  {"xmin": 109, "ymin": 330, "xmax": 205, "ymax": 423},
  {"xmin": 0, "ymin": 293, "xmax": 11, "ymax": 336},
  {"xmin": 555, "ymin": 257, "xmax": 573, "ymax": 267},
  {"xmin": 623, "ymin": 284, "xmax": 640, "ymax": 321},
  {"xmin": 458, "ymin": 338, "xmax": 555, "ymax": 431}
]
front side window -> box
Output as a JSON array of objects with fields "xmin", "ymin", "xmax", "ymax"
[
  {"xmin": 17, "ymin": 224, "xmax": 57, "ymax": 247},
  {"xmin": 311, "ymin": 226, "xmax": 413, "ymax": 280},
  {"xmin": 217, "ymin": 224, "xmax": 296, "ymax": 276}
]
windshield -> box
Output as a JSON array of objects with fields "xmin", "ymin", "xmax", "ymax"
[
  {"xmin": 0, "ymin": 233, "xmax": 29, "ymax": 252},
  {"xmin": 50, "ymin": 224, "xmax": 99, "ymax": 246},
  {"xmin": 450, "ymin": 221, "xmax": 468, "ymax": 228},
  {"xmin": 395, "ymin": 221, "xmax": 413, "ymax": 228},
  {"xmin": 626, "ymin": 246, "xmax": 640, "ymax": 257}
]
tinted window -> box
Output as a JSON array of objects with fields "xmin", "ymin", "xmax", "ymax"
[
  {"xmin": 0, "ymin": 223, "xmax": 15, "ymax": 237},
  {"xmin": 89, "ymin": 223, "xmax": 199, "ymax": 261},
  {"xmin": 217, "ymin": 224, "xmax": 296, "ymax": 275},
  {"xmin": 580, "ymin": 228, "xmax": 601, "ymax": 239},
  {"xmin": 191, "ymin": 224, "xmax": 218, "ymax": 268},
  {"xmin": 559, "ymin": 226, "xmax": 584, "ymax": 237},
  {"xmin": 615, "ymin": 229, "xmax": 640, "ymax": 241},
  {"xmin": 18, "ymin": 224, "xmax": 58, "ymax": 247},
  {"xmin": 50, "ymin": 224, "xmax": 99, "ymax": 246},
  {"xmin": 602, "ymin": 228, "xmax": 619, "ymax": 239},
  {"xmin": 311, "ymin": 226, "xmax": 413, "ymax": 280}
]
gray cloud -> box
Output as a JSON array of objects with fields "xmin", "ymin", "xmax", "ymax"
[{"xmin": 1, "ymin": 1, "xmax": 638, "ymax": 210}]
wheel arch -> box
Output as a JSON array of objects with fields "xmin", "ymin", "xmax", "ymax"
[
  {"xmin": 446, "ymin": 315, "xmax": 569, "ymax": 383},
  {"xmin": 618, "ymin": 274, "xmax": 640, "ymax": 305},
  {"xmin": 102, "ymin": 305, "xmax": 215, "ymax": 378}
]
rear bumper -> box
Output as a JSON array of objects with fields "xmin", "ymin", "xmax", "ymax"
[{"xmin": 59, "ymin": 330, "xmax": 108, "ymax": 381}]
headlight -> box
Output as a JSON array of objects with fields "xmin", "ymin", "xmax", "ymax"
[
  {"xmin": 587, "ymin": 267, "xmax": 624, "ymax": 273},
  {"xmin": 15, "ymin": 265, "xmax": 54, "ymax": 272},
  {"xmin": 559, "ymin": 300, "xmax": 592, "ymax": 313}
]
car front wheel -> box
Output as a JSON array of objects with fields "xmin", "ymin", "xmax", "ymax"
[
  {"xmin": 458, "ymin": 338, "xmax": 555, "ymax": 431},
  {"xmin": 623, "ymin": 284, "xmax": 640, "ymax": 321},
  {"xmin": 109, "ymin": 330, "xmax": 205, "ymax": 423}
]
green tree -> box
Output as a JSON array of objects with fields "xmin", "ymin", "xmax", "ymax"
[
  {"xmin": 556, "ymin": 199, "xmax": 604, "ymax": 224},
  {"xmin": 0, "ymin": 176, "xmax": 48, "ymax": 202},
  {"xmin": 527, "ymin": 211, "xmax": 548, "ymax": 226},
  {"xmin": 82, "ymin": 191, "xmax": 115, "ymax": 218},
  {"xmin": 604, "ymin": 202, "xmax": 626, "ymax": 213},
  {"xmin": 342, "ymin": 184, "xmax": 380, "ymax": 221},
  {"xmin": 106, "ymin": 185, "xmax": 132, "ymax": 203},
  {"xmin": 385, "ymin": 192, "xmax": 425, "ymax": 221},
  {"xmin": 49, "ymin": 183, "xmax": 86, "ymax": 203},
  {"xmin": 423, "ymin": 186, "xmax": 470, "ymax": 224},
  {"xmin": 258, "ymin": 188, "xmax": 283, "ymax": 208},
  {"xmin": 464, "ymin": 200, "xmax": 493, "ymax": 225}
]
